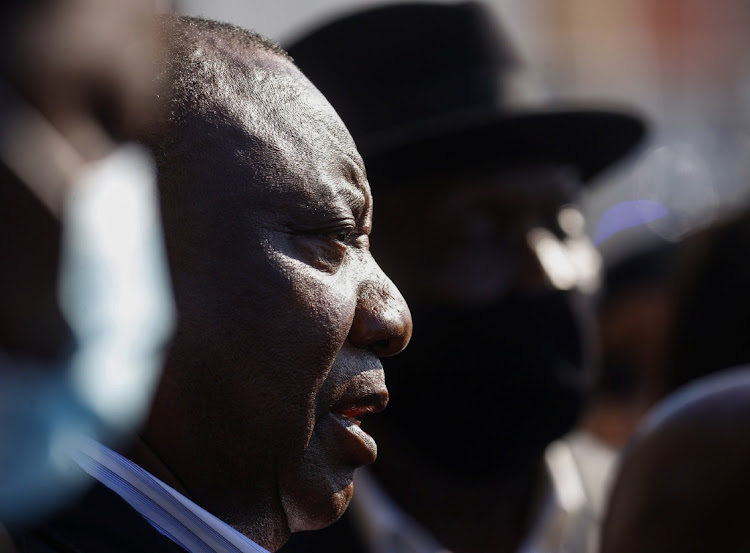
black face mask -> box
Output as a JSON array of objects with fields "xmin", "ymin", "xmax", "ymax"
[{"xmin": 373, "ymin": 291, "xmax": 591, "ymax": 477}]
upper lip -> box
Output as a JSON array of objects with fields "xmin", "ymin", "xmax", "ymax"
[{"xmin": 330, "ymin": 381, "xmax": 388, "ymax": 426}]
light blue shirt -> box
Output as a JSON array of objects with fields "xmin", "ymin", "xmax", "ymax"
[{"xmin": 72, "ymin": 439, "xmax": 270, "ymax": 553}]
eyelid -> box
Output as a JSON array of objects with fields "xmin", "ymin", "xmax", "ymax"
[
  {"xmin": 287, "ymin": 217, "xmax": 350, "ymax": 242},
  {"xmin": 287, "ymin": 215, "xmax": 370, "ymax": 249},
  {"xmin": 325, "ymin": 226, "xmax": 356, "ymax": 243}
]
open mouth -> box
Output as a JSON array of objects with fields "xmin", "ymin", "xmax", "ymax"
[
  {"xmin": 335, "ymin": 405, "xmax": 377, "ymax": 427},
  {"xmin": 327, "ymin": 390, "xmax": 388, "ymax": 465}
]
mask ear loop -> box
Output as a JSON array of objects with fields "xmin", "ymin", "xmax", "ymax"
[{"xmin": 0, "ymin": 79, "xmax": 85, "ymax": 217}]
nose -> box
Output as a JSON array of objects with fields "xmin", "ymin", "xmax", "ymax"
[{"xmin": 349, "ymin": 259, "xmax": 412, "ymax": 357}]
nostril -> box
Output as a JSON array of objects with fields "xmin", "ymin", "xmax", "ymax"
[
  {"xmin": 350, "ymin": 266, "xmax": 413, "ymax": 356},
  {"xmin": 348, "ymin": 295, "xmax": 412, "ymax": 356},
  {"xmin": 372, "ymin": 338, "xmax": 391, "ymax": 354}
]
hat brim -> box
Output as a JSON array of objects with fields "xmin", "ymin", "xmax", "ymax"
[{"xmin": 358, "ymin": 106, "xmax": 647, "ymax": 185}]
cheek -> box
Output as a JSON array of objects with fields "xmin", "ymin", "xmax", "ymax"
[
  {"xmin": 290, "ymin": 237, "xmax": 348, "ymax": 274},
  {"xmin": 257, "ymin": 249, "xmax": 359, "ymax": 398},
  {"xmin": 268, "ymin": 245, "xmax": 359, "ymax": 335}
]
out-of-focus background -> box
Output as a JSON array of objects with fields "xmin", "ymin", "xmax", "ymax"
[{"xmin": 180, "ymin": 0, "xmax": 750, "ymax": 265}]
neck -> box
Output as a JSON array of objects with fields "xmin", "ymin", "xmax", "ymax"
[
  {"xmin": 368, "ymin": 423, "xmax": 547, "ymax": 553},
  {"xmin": 125, "ymin": 435, "xmax": 290, "ymax": 552},
  {"xmin": 124, "ymin": 434, "xmax": 192, "ymax": 496}
]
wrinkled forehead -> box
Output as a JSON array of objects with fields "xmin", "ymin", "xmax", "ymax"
[{"xmin": 193, "ymin": 49, "xmax": 370, "ymax": 210}]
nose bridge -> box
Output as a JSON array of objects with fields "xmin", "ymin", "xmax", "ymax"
[{"xmin": 349, "ymin": 254, "xmax": 412, "ymax": 357}]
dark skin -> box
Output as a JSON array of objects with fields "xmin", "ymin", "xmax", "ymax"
[
  {"xmin": 365, "ymin": 167, "xmax": 584, "ymax": 553},
  {"xmin": 600, "ymin": 370, "xmax": 750, "ymax": 553},
  {"xmin": 129, "ymin": 46, "xmax": 412, "ymax": 552}
]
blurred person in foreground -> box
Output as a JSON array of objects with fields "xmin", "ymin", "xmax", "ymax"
[
  {"xmin": 600, "ymin": 367, "xmax": 750, "ymax": 553},
  {"xmin": 0, "ymin": 0, "xmax": 174, "ymax": 526},
  {"xmin": 284, "ymin": 3, "xmax": 646, "ymax": 553},
  {"xmin": 10, "ymin": 15, "xmax": 412, "ymax": 553},
  {"xmin": 657, "ymin": 209, "xmax": 750, "ymax": 398}
]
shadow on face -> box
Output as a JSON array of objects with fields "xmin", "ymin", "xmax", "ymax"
[{"xmin": 139, "ymin": 24, "xmax": 411, "ymax": 551}]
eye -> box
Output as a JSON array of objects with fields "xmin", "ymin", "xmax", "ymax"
[
  {"xmin": 325, "ymin": 226, "xmax": 356, "ymax": 244},
  {"xmin": 284, "ymin": 221, "xmax": 364, "ymax": 275}
]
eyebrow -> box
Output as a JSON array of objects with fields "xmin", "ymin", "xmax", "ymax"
[
  {"xmin": 340, "ymin": 155, "xmax": 371, "ymax": 222},
  {"xmin": 338, "ymin": 178, "xmax": 368, "ymax": 225}
]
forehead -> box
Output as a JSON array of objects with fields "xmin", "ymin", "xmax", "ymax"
[
  {"xmin": 213, "ymin": 51, "xmax": 369, "ymax": 209},
  {"xmin": 170, "ymin": 46, "xmax": 371, "ymax": 224}
]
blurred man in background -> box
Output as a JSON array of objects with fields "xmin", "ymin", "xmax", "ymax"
[
  {"xmin": 284, "ymin": 2, "xmax": 645, "ymax": 552},
  {"xmin": 0, "ymin": 0, "xmax": 174, "ymax": 527},
  {"xmin": 585, "ymin": 241, "xmax": 677, "ymax": 448}
]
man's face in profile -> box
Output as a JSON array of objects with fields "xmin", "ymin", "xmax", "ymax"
[{"xmin": 142, "ymin": 48, "xmax": 411, "ymax": 547}]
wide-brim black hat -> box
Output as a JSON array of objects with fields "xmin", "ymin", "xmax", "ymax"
[{"xmin": 287, "ymin": 2, "xmax": 647, "ymax": 184}]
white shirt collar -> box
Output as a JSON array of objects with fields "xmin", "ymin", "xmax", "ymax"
[{"xmin": 72, "ymin": 438, "xmax": 270, "ymax": 553}]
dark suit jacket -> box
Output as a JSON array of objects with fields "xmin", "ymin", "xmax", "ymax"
[{"xmin": 8, "ymin": 483, "xmax": 185, "ymax": 553}]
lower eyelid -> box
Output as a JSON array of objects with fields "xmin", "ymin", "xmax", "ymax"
[
  {"xmin": 332, "ymin": 230, "xmax": 353, "ymax": 242},
  {"xmin": 323, "ymin": 225, "xmax": 358, "ymax": 242},
  {"xmin": 354, "ymin": 234, "xmax": 370, "ymax": 249}
]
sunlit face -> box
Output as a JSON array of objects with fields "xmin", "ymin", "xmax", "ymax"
[
  {"xmin": 142, "ymin": 52, "xmax": 411, "ymax": 549},
  {"xmin": 371, "ymin": 166, "xmax": 582, "ymax": 304}
]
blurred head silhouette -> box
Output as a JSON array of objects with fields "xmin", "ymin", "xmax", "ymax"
[
  {"xmin": 601, "ymin": 367, "xmax": 750, "ymax": 553},
  {"xmin": 0, "ymin": 0, "xmax": 173, "ymax": 522}
]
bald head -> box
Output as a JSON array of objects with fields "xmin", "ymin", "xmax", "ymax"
[
  {"xmin": 134, "ymin": 15, "xmax": 411, "ymax": 551},
  {"xmin": 149, "ymin": 16, "xmax": 291, "ymax": 163},
  {"xmin": 158, "ymin": 17, "xmax": 289, "ymax": 108}
]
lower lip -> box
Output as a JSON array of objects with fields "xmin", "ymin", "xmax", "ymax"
[{"xmin": 329, "ymin": 412, "xmax": 378, "ymax": 465}]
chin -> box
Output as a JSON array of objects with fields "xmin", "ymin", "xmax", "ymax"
[{"xmin": 283, "ymin": 479, "xmax": 354, "ymax": 533}]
